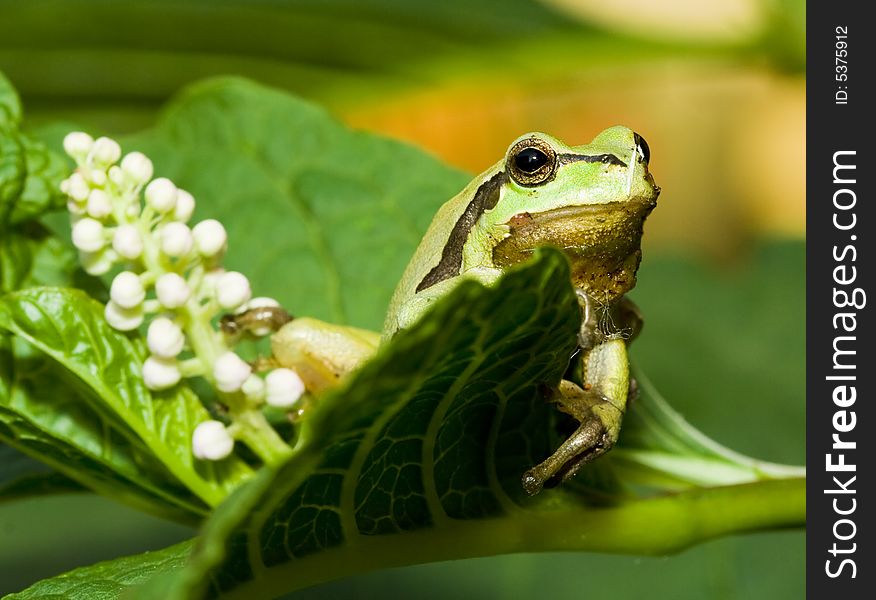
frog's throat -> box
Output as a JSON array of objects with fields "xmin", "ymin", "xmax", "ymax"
[{"xmin": 492, "ymin": 197, "xmax": 657, "ymax": 304}]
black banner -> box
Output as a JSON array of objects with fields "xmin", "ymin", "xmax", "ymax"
[{"xmin": 807, "ymin": 4, "xmax": 874, "ymax": 597}]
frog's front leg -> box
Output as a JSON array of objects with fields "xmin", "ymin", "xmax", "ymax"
[{"xmin": 522, "ymin": 338, "xmax": 629, "ymax": 496}]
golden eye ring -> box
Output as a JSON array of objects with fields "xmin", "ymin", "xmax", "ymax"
[{"xmin": 507, "ymin": 137, "xmax": 557, "ymax": 186}]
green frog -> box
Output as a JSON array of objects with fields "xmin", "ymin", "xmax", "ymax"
[{"xmin": 230, "ymin": 126, "xmax": 659, "ymax": 495}]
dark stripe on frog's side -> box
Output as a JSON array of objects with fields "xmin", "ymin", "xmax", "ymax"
[
  {"xmin": 416, "ymin": 171, "xmax": 507, "ymax": 292},
  {"xmin": 558, "ymin": 153, "xmax": 627, "ymax": 168}
]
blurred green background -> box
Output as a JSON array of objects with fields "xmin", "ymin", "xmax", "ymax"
[{"xmin": 0, "ymin": 0, "xmax": 804, "ymax": 596}]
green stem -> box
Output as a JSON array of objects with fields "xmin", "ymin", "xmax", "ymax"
[
  {"xmin": 223, "ymin": 477, "xmax": 805, "ymax": 599},
  {"xmin": 231, "ymin": 409, "xmax": 292, "ymax": 464}
]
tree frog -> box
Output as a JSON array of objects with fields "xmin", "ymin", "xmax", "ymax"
[{"xmin": 227, "ymin": 126, "xmax": 659, "ymax": 495}]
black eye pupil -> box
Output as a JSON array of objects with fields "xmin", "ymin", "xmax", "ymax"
[
  {"xmin": 634, "ymin": 133, "xmax": 650, "ymax": 164},
  {"xmin": 514, "ymin": 147, "xmax": 548, "ymax": 173}
]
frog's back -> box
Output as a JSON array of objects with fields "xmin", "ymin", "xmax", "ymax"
[{"xmin": 382, "ymin": 164, "xmax": 501, "ymax": 337}]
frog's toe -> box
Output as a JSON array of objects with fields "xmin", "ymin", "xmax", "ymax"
[{"xmin": 521, "ymin": 417, "xmax": 612, "ymax": 495}]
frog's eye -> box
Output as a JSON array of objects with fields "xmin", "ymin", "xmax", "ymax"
[
  {"xmin": 634, "ymin": 133, "xmax": 650, "ymax": 164},
  {"xmin": 508, "ymin": 138, "xmax": 557, "ymax": 186},
  {"xmin": 515, "ymin": 147, "xmax": 548, "ymax": 172}
]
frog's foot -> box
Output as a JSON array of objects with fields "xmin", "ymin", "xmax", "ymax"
[
  {"xmin": 220, "ymin": 305, "xmax": 293, "ymax": 339},
  {"xmin": 521, "ymin": 381, "xmax": 622, "ymax": 496}
]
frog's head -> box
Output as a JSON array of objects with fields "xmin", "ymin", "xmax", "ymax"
[{"xmin": 486, "ymin": 126, "xmax": 660, "ymax": 304}]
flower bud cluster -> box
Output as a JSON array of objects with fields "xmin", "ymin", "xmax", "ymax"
[{"xmin": 60, "ymin": 132, "xmax": 305, "ymax": 463}]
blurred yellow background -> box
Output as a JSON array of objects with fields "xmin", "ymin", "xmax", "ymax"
[
  {"xmin": 345, "ymin": 64, "xmax": 804, "ymax": 257},
  {"xmin": 0, "ymin": 0, "xmax": 805, "ymax": 261}
]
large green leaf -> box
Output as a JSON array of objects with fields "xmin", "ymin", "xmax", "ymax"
[
  {"xmin": 4, "ymin": 540, "xmax": 194, "ymax": 600},
  {"xmin": 0, "ymin": 216, "xmax": 213, "ymax": 518},
  {"xmin": 177, "ymin": 249, "xmax": 581, "ymax": 597},
  {"xmin": 0, "ymin": 333, "xmax": 209, "ymax": 522},
  {"xmin": 0, "ymin": 289, "xmax": 254, "ymax": 511},
  {"xmin": 7, "ymin": 249, "xmax": 805, "ymax": 599},
  {"xmin": 6, "ymin": 248, "xmax": 581, "ymax": 599},
  {"xmin": 122, "ymin": 76, "xmax": 468, "ymax": 329},
  {"xmin": 5, "ymin": 241, "xmax": 807, "ymax": 598}
]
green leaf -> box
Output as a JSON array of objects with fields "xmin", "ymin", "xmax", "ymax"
[
  {"xmin": 0, "ymin": 225, "xmax": 194, "ymax": 516},
  {"xmin": 141, "ymin": 249, "xmax": 804, "ymax": 599},
  {"xmin": 0, "ymin": 334, "xmax": 208, "ymax": 522},
  {"xmin": 5, "ymin": 246, "xmax": 805, "ymax": 599},
  {"xmin": 0, "ymin": 288, "xmax": 253, "ymax": 512},
  {"xmin": 4, "ymin": 540, "xmax": 195, "ymax": 600},
  {"xmin": 123, "ymin": 76, "xmax": 469, "ymax": 329},
  {"xmin": 0, "ymin": 223, "xmax": 80, "ymax": 294},
  {"xmin": 0, "ymin": 71, "xmax": 22, "ymax": 127},
  {"xmin": 0, "ymin": 443, "xmax": 84, "ymax": 501},
  {"xmin": 7, "ymin": 134, "xmax": 69, "ymax": 225},
  {"xmin": 0, "ymin": 121, "xmax": 25, "ymax": 224},
  {"xmin": 631, "ymin": 242, "xmax": 806, "ymax": 466},
  {"xmin": 131, "ymin": 248, "xmax": 581, "ymax": 598},
  {"xmin": 0, "ymin": 225, "xmax": 188, "ymax": 515},
  {"xmin": 0, "ymin": 72, "xmax": 67, "ymax": 227},
  {"xmin": 608, "ymin": 368, "xmax": 804, "ymax": 492}
]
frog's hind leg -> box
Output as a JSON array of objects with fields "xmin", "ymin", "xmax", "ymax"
[
  {"xmin": 522, "ymin": 339, "xmax": 629, "ymax": 496},
  {"xmin": 269, "ymin": 317, "xmax": 380, "ymax": 396}
]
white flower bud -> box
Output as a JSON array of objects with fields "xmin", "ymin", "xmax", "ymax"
[
  {"xmin": 155, "ymin": 273, "xmax": 191, "ymax": 309},
  {"xmin": 192, "ymin": 420, "xmax": 234, "ymax": 461},
  {"xmin": 66, "ymin": 172, "xmax": 90, "ymax": 202},
  {"xmin": 110, "ymin": 271, "xmax": 145, "ymax": 309},
  {"xmin": 108, "ymin": 166, "xmax": 126, "ymax": 187},
  {"xmin": 142, "ymin": 356, "xmax": 181, "ymax": 390},
  {"xmin": 147, "ymin": 317, "xmax": 185, "ymax": 359},
  {"xmin": 63, "ymin": 132, "xmax": 94, "ymax": 160},
  {"xmin": 213, "ymin": 351, "xmax": 252, "ymax": 393},
  {"xmin": 144, "ymin": 177, "xmax": 178, "ymax": 213},
  {"xmin": 67, "ymin": 198, "xmax": 86, "ymax": 216},
  {"xmin": 120, "ymin": 151, "xmax": 153, "ymax": 184},
  {"xmin": 86, "ymin": 189, "xmax": 113, "ymax": 219},
  {"xmin": 236, "ymin": 297, "xmax": 281, "ymax": 336},
  {"xmin": 159, "ymin": 222, "xmax": 193, "ymax": 258},
  {"xmin": 90, "ymin": 136, "xmax": 121, "ymax": 166},
  {"xmin": 79, "ymin": 250, "xmax": 115, "ymax": 275},
  {"xmin": 192, "ymin": 219, "xmax": 227, "ymax": 257},
  {"xmin": 241, "ymin": 374, "xmax": 266, "ymax": 402},
  {"xmin": 112, "ymin": 224, "xmax": 143, "ymax": 260},
  {"xmin": 104, "ymin": 300, "xmax": 144, "ymax": 331},
  {"xmin": 173, "ymin": 189, "xmax": 195, "ymax": 222},
  {"xmin": 215, "ymin": 271, "xmax": 251, "ymax": 310},
  {"xmin": 88, "ymin": 169, "xmax": 107, "ymax": 187},
  {"xmin": 238, "ymin": 296, "xmax": 280, "ymax": 311},
  {"xmin": 265, "ymin": 368, "xmax": 305, "ymax": 408},
  {"xmin": 202, "ymin": 268, "xmax": 225, "ymax": 295},
  {"xmin": 265, "ymin": 369, "xmax": 304, "ymax": 408},
  {"xmin": 71, "ymin": 218, "xmax": 105, "ymax": 252}
]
